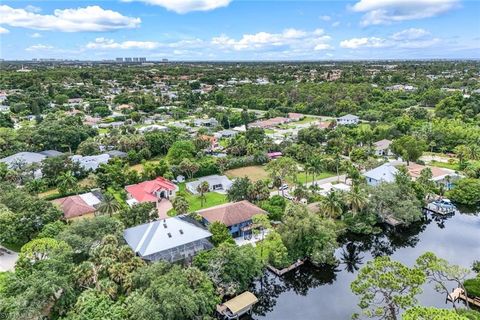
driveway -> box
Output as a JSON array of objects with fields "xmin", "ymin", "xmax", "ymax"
[
  {"xmin": 0, "ymin": 246, "xmax": 18, "ymax": 272},
  {"xmin": 157, "ymin": 199, "xmax": 173, "ymax": 220}
]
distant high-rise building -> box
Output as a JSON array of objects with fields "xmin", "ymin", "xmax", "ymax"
[
  {"xmin": 162, "ymin": 58, "xmax": 168, "ymax": 63},
  {"xmin": 125, "ymin": 57, "xmax": 132, "ymax": 62},
  {"xmin": 139, "ymin": 57, "xmax": 147, "ymax": 62},
  {"xmin": 116, "ymin": 58, "xmax": 124, "ymax": 62},
  {"xmin": 133, "ymin": 57, "xmax": 139, "ymax": 62}
]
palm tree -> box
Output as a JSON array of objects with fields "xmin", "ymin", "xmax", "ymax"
[
  {"xmin": 173, "ymin": 196, "xmax": 189, "ymax": 215},
  {"xmin": 467, "ymin": 144, "xmax": 480, "ymax": 161},
  {"xmin": 321, "ymin": 191, "xmax": 344, "ymax": 218},
  {"xmin": 309, "ymin": 156, "xmax": 324, "ymax": 186},
  {"xmin": 57, "ymin": 171, "xmax": 78, "ymax": 195},
  {"xmin": 97, "ymin": 194, "xmax": 121, "ymax": 217},
  {"xmin": 345, "ymin": 186, "xmax": 368, "ymax": 215},
  {"xmin": 196, "ymin": 181, "xmax": 210, "ymax": 207}
]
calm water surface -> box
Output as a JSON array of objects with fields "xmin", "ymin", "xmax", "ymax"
[{"xmin": 249, "ymin": 211, "xmax": 480, "ymax": 320}]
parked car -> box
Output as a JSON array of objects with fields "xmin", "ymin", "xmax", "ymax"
[{"xmin": 278, "ymin": 184, "xmax": 289, "ymax": 191}]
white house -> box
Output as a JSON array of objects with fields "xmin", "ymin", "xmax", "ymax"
[
  {"xmin": 373, "ymin": 139, "xmax": 393, "ymax": 157},
  {"xmin": 363, "ymin": 163, "xmax": 398, "ymax": 186},
  {"xmin": 71, "ymin": 154, "xmax": 110, "ymax": 171},
  {"xmin": 138, "ymin": 125, "xmax": 169, "ymax": 133},
  {"xmin": 186, "ymin": 175, "xmax": 233, "ymax": 194},
  {"xmin": 337, "ymin": 114, "xmax": 359, "ymax": 125}
]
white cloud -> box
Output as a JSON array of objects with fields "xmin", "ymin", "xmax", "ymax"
[
  {"xmin": 24, "ymin": 5, "xmax": 41, "ymax": 13},
  {"xmin": 86, "ymin": 38, "xmax": 159, "ymax": 50},
  {"xmin": 30, "ymin": 32, "xmax": 42, "ymax": 38},
  {"xmin": 351, "ymin": 0, "xmax": 459, "ymax": 26},
  {"xmin": 320, "ymin": 15, "xmax": 331, "ymax": 21},
  {"xmin": 0, "ymin": 5, "xmax": 141, "ymax": 32},
  {"xmin": 0, "ymin": 26, "xmax": 9, "ymax": 34},
  {"xmin": 391, "ymin": 28, "xmax": 430, "ymax": 40},
  {"xmin": 340, "ymin": 28, "xmax": 440, "ymax": 49},
  {"xmin": 211, "ymin": 28, "xmax": 332, "ymax": 51},
  {"xmin": 332, "ymin": 21, "xmax": 341, "ymax": 27},
  {"xmin": 124, "ymin": 0, "xmax": 231, "ymax": 14},
  {"xmin": 340, "ymin": 37, "xmax": 387, "ymax": 49},
  {"xmin": 26, "ymin": 44, "xmax": 54, "ymax": 51}
]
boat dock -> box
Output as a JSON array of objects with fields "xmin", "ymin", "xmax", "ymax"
[
  {"xmin": 267, "ymin": 259, "xmax": 305, "ymax": 276},
  {"xmin": 422, "ymin": 202, "xmax": 457, "ymax": 215}
]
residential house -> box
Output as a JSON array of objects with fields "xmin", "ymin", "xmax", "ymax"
[
  {"xmin": 373, "ymin": 139, "xmax": 393, "ymax": 157},
  {"xmin": 186, "ymin": 175, "xmax": 233, "ymax": 194},
  {"xmin": 138, "ymin": 125, "xmax": 169, "ymax": 133},
  {"xmin": 267, "ymin": 152, "xmax": 283, "ymax": 160},
  {"xmin": 199, "ymin": 135, "xmax": 219, "ymax": 152},
  {"xmin": 123, "ymin": 216, "xmax": 213, "ymax": 262},
  {"xmin": 337, "ymin": 114, "xmax": 359, "ymax": 125},
  {"xmin": 71, "ymin": 154, "xmax": 110, "ymax": 171},
  {"xmin": 288, "ymin": 113, "xmax": 305, "ymax": 121},
  {"xmin": 194, "ymin": 118, "xmax": 218, "ymax": 127},
  {"xmin": 125, "ymin": 177, "xmax": 178, "ymax": 206},
  {"xmin": 52, "ymin": 191, "xmax": 103, "ymax": 220},
  {"xmin": 250, "ymin": 117, "xmax": 290, "ymax": 129},
  {"xmin": 214, "ymin": 129, "xmax": 238, "ymax": 139},
  {"xmin": 196, "ymin": 200, "xmax": 266, "ymax": 238},
  {"xmin": 364, "ymin": 163, "xmax": 398, "ymax": 186},
  {"xmin": 405, "ymin": 163, "xmax": 460, "ymax": 190},
  {"xmin": 0, "ymin": 151, "xmax": 63, "ymax": 178}
]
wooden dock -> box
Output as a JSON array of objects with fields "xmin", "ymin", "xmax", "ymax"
[
  {"xmin": 267, "ymin": 259, "xmax": 305, "ymax": 276},
  {"xmin": 422, "ymin": 202, "xmax": 457, "ymax": 215}
]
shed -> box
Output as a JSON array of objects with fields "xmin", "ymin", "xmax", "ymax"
[{"xmin": 217, "ymin": 292, "xmax": 258, "ymax": 319}]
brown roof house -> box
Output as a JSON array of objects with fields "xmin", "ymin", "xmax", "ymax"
[
  {"xmin": 196, "ymin": 200, "xmax": 266, "ymax": 238},
  {"xmin": 52, "ymin": 191, "xmax": 103, "ymax": 220}
]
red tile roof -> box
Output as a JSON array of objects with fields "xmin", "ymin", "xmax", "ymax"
[
  {"xmin": 52, "ymin": 195, "xmax": 96, "ymax": 219},
  {"xmin": 196, "ymin": 200, "xmax": 266, "ymax": 227},
  {"xmin": 125, "ymin": 177, "xmax": 176, "ymax": 203}
]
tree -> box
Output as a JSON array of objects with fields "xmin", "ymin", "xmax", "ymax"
[
  {"xmin": 126, "ymin": 265, "xmax": 220, "ymax": 320},
  {"xmin": 57, "ymin": 170, "xmax": 78, "ymax": 195},
  {"xmin": 209, "ymin": 222, "xmax": 235, "ymax": 246},
  {"xmin": 345, "ymin": 186, "xmax": 368, "ymax": 215},
  {"xmin": 351, "ymin": 256, "xmax": 426, "ymax": 320},
  {"xmin": 320, "ymin": 190, "xmax": 345, "ymax": 218},
  {"xmin": 391, "ymin": 135, "xmax": 427, "ymax": 165},
  {"xmin": 97, "ymin": 194, "xmax": 121, "ymax": 217},
  {"xmin": 194, "ymin": 243, "xmax": 263, "ymax": 296},
  {"xmin": 119, "ymin": 202, "xmax": 156, "ymax": 228},
  {"xmin": 447, "ymin": 178, "xmax": 480, "ymax": 206},
  {"xmin": 404, "ymin": 307, "xmax": 469, "ymax": 320},
  {"xmin": 166, "ymin": 140, "xmax": 196, "ymax": 165},
  {"xmin": 17, "ymin": 237, "xmax": 73, "ymax": 270},
  {"xmin": 179, "ymin": 158, "xmax": 199, "ymax": 179},
  {"xmin": 65, "ymin": 289, "xmax": 126, "ymax": 320},
  {"xmin": 196, "ymin": 181, "xmax": 209, "ymax": 207},
  {"xmin": 266, "ymin": 157, "xmax": 297, "ymax": 196},
  {"xmin": 256, "ymin": 231, "xmax": 291, "ymax": 269},
  {"xmin": 279, "ymin": 203, "xmax": 338, "ymax": 265},
  {"xmin": 416, "ymin": 252, "xmax": 472, "ymax": 310},
  {"xmin": 172, "ymin": 196, "xmax": 189, "ymax": 215},
  {"xmin": 227, "ymin": 176, "xmax": 252, "ymax": 202}
]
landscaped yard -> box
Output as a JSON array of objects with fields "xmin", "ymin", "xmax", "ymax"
[
  {"xmin": 429, "ymin": 160, "xmax": 459, "ymax": 170},
  {"xmin": 130, "ymin": 157, "xmax": 165, "ymax": 173},
  {"xmin": 290, "ymin": 171, "xmax": 336, "ymax": 184},
  {"xmin": 225, "ymin": 165, "xmax": 269, "ymax": 181},
  {"xmin": 172, "ymin": 183, "xmax": 228, "ymax": 214}
]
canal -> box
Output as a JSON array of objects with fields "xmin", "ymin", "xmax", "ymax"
[{"xmin": 251, "ymin": 211, "xmax": 480, "ymax": 319}]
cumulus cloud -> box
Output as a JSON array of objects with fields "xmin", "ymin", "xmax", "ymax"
[
  {"xmin": 351, "ymin": 0, "xmax": 459, "ymax": 26},
  {"xmin": 340, "ymin": 28, "xmax": 440, "ymax": 49},
  {"xmin": 320, "ymin": 15, "xmax": 331, "ymax": 21},
  {"xmin": 124, "ymin": 0, "xmax": 231, "ymax": 14},
  {"xmin": 30, "ymin": 32, "xmax": 42, "ymax": 38},
  {"xmin": 0, "ymin": 26, "xmax": 9, "ymax": 34},
  {"xmin": 0, "ymin": 5, "xmax": 141, "ymax": 32},
  {"xmin": 211, "ymin": 28, "xmax": 332, "ymax": 51},
  {"xmin": 86, "ymin": 38, "xmax": 159, "ymax": 50},
  {"xmin": 26, "ymin": 44, "xmax": 54, "ymax": 51}
]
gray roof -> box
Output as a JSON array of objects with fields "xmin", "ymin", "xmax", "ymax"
[
  {"xmin": 123, "ymin": 217, "xmax": 212, "ymax": 257},
  {"xmin": 363, "ymin": 163, "xmax": 398, "ymax": 183},
  {"xmin": 39, "ymin": 150, "xmax": 63, "ymax": 157},
  {"xmin": 373, "ymin": 139, "xmax": 392, "ymax": 150},
  {"xmin": 107, "ymin": 150, "xmax": 128, "ymax": 158},
  {"xmin": 0, "ymin": 152, "xmax": 46, "ymax": 167},
  {"xmin": 338, "ymin": 114, "xmax": 359, "ymax": 120}
]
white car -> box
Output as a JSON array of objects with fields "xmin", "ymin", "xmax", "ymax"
[{"xmin": 278, "ymin": 184, "xmax": 289, "ymax": 191}]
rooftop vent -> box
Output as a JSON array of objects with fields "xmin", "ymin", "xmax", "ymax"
[
  {"xmin": 163, "ymin": 222, "xmax": 167, "ymax": 228},
  {"xmin": 179, "ymin": 229, "xmax": 184, "ymax": 235},
  {"xmin": 167, "ymin": 233, "xmax": 172, "ymax": 238}
]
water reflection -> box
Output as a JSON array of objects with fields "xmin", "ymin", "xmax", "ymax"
[{"xmin": 251, "ymin": 212, "xmax": 480, "ymax": 320}]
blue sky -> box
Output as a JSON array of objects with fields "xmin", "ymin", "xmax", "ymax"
[{"xmin": 0, "ymin": 0, "xmax": 479, "ymax": 60}]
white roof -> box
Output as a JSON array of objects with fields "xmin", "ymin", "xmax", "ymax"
[
  {"xmin": 338, "ymin": 114, "xmax": 359, "ymax": 120},
  {"xmin": 79, "ymin": 192, "xmax": 101, "ymax": 206},
  {"xmin": 0, "ymin": 152, "xmax": 46, "ymax": 167},
  {"xmin": 123, "ymin": 217, "xmax": 212, "ymax": 257},
  {"xmin": 363, "ymin": 163, "xmax": 398, "ymax": 183}
]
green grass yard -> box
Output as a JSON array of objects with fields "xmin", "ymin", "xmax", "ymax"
[
  {"xmin": 289, "ymin": 171, "xmax": 336, "ymax": 184},
  {"xmin": 170, "ymin": 183, "xmax": 228, "ymax": 215}
]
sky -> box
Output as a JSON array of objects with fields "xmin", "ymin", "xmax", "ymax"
[{"xmin": 0, "ymin": 0, "xmax": 479, "ymax": 60}]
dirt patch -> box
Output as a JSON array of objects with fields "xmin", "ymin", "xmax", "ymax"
[{"xmin": 225, "ymin": 165, "xmax": 269, "ymax": 182}]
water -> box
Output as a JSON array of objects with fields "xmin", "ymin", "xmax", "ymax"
[{"xmin": 250, "ymin": 211, "xmax": 480, "ymax": 320}]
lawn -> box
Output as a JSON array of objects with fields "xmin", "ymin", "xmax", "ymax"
[
  {"xmin": 130, "ymin": 157, "xmax": 165, "ymax": 173},
  {"xmin": 172, "ymin": 183, "xmax": 228, "ymax": 214},
  {"xmin": 293, "ymin": 116, "xmax": 316, "ymax": 124},
  {"xmin": 289, "ymin": 171, "xmax": 336, "ymax": 184},
  {"xmin": 429, "ymin": 160, "xmax": 459, "ymax": 170},
  {"xmin": 225, "ymin": 165, "xmax": 269, "ymax": 182}
]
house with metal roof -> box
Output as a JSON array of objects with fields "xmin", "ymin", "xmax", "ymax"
[
  {"xmin": 373, "ymin": 139, "xmax": 393, "ymax": 156},
  {"xmin": 337, "ymin": 114, "xmax": 359, "ymax": 125},
  {"xmin": 363, "ymin": 163, "xmax": 399, "ymax": 186},
  {"xmin": 123, "ymin": 217, "xmax": 213, "ymax": 262}
]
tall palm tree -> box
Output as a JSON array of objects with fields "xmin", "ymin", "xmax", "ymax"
[
  {"xmin": 345, "ymin": 186, "xmax": 368, "ymax": 215},
  {"xmin": 97, "ymin": 194, "xmax": 121, "ymax": 217},
  {"xmin": 57, "ymin": 171, "xmax": 78, "ymax": 195},
  {"xmin": 196, "ymin": 181, "xmax": 210, "ymax": 207},
  {"xmin": 321, "ymin": 191, "xmax": 344, "ymax": 219}
]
